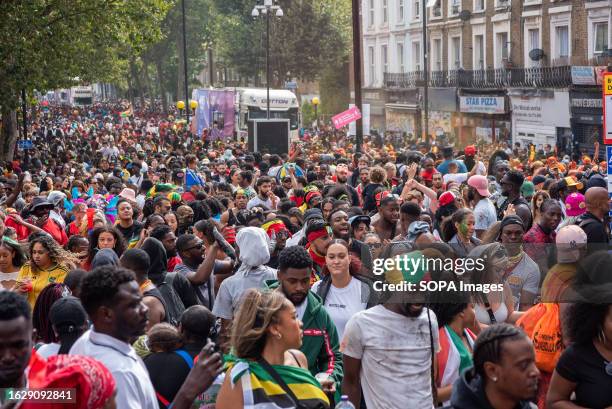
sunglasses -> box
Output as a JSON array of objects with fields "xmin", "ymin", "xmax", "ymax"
[{"xmin": 183, "ymin": 242, "xmax": 204, "ymax": 252}]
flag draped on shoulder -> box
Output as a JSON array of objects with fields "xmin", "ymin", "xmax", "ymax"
[{"xmin": 225, "ymin": 356, "xmax": 330, "ymax": 409}]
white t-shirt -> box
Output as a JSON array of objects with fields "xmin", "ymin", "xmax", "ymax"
[
  {"xmin": 443, "ymin": 162, "xmax": 486, "ymax": 185},
  {"xmin": 342, "ymin": 305, "xmax": 440, "ymax": 409},
  {"xmin": 37, "ymin": 343, "xmax": 60, "ymax": 358},
  {"xmin": 311, "ymin": 277, "xmax": 367, "ymax": 339},
  {"xmin": 473, "ymin": 198, "xmax": 497, "ymax": 231}
]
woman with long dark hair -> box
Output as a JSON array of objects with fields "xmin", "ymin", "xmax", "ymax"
[
  {"xmin": 0, "ymin": 236, "xmax": 27, "ymax": 290},
  {"xmin": 16, "ymin": 234, "xmax": 79, "ymax": 308},
  {"xmin": 32, "ymin": 283, "xmax": 71, "ymax": 345},
  {"xmin": 312, "ymin": 239, "xmax": 377, "ymax": 339},
  {"xmin": 84, "ymin": 226, "xmax": 127, "ymax": 270},
  {"xmin": 442, "ymin": 208, "xmax": 480, "ymax": 258}
]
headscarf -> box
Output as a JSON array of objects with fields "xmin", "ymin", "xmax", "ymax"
[
  {"xmin": 141, "ymin": 237, "xmax": 168, "ymax": 285},
  {"xmin": 406, "ymin": 221, "xmax": 431, "ymax": 243},
  {"xmin": 25, "ymin": 355, "xmax": 115, "ymax": 409},
  {"xmin": 235, "ymin": 227, "xmax": 270, "ymax": 276}
]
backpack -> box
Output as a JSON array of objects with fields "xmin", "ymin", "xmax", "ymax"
[
  {"xmin": 516, "ymin": 303, "xmax": 563, "ymax": 373},
  {"xmin": 156, "ymin": 273, "xmax": 185, "ymax": 327}
]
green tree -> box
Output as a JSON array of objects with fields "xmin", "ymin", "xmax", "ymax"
[
  {"xmin": 301, "ymin": 101, "xmax": 315, "ymax": 128},
  {"xmin": 0, "ymin": 0, "xmax": 172, "ymax": 160},
  {"xmin": 212, "ymin": 0, "xmax": 351, "ymax": 86}
]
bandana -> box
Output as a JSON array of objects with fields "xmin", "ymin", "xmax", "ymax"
[
  {"xmin": 262, "ymin": 219, "xmax": 292, "ymax": 239},
  {"xmin": 305, "ymin": 191, "xmax": 322, "ymax": 205},
  {"xmin": 375, "ymin": 190, "xmax": 391, "ymax": 207},
  {"xmin": 25, "ymin": 355, "xmax": 115, "ymax": 409},
  {"xmin": 307, "ymin": 226, "xmax": 331, "ymax": 243}
]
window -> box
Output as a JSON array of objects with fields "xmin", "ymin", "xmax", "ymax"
[
  {"xmin": 368, "ymin": 0, "xmax": 374, "ymax": 27},
  {"xmin": 451, "ymin": 36, "xmax": 461, "ymax": 68},
  {"xmin": 432, "ymin": 2, "xmax": 442, "ymax": 18},
  {"xmin": 414, "ymin": 0, "xmax": 420, "ymax": 20},
  {"xmin": 474, "ymin": 0, "xmax": 485, "ymax": 12},
  {"xmin": 555, "ymin": 26, "xmax": 569, "ymax": 58},
  {"xmin": 397, "ymin": 43, "xmax": 405, "ymax": 73},
  {"xmin": 399, "ymin": 0, "xmax": 404, "ymax": 22},
  {"xmin": 496, "ymin": 0, "xmax": 510, "ymax": 7},
  {"xmin": 474, "ymin": 35, "xmax": 484, "ymax": 69},
  {"xmin": 594, "ymin": 22, "xmax": 609, "ymax": 54},
  {"xmin": 382, "ymin": 45, "xmax": 388, "ymax": 74},
  {"xmin": 450, "ymin": 0, "xmax": 461, "ymax": 16},
  {"xmin": 528, "ymin": 28, "xmax": 540, "ymax": 51},
  {"xmin": 496, "ymin": 32, "xmax": 509, "ymax": 66},
  {"xmin": 383, "ymin": 0, "xmax": 388, "ymax": 24},
  {"xmin": 368, "ymin": 46, "xmax": 375, "ymax": 84},
  {"xmin": 432, "ymin": 39, "xmax": 442, "ymax": 71},
  {"xmin": 413, "ymin": 42, "xmax": 421, "ymax": 70}
]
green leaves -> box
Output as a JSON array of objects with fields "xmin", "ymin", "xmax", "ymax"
[
  {"xmin": 0, "ymin": 0, "xmax": 172, "ymax": 108},
  {"xmin": 211, "ymin": 0, "xmax": 352, "ymax": 85}
]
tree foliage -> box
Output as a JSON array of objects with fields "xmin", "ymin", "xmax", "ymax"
[
  {"xmin": 212, "ymin": 0, "xmax": 352, "ymax": 85},
  {"xmin": 0, "ymin": 0, "xmax": 172, "ymax": 108}
]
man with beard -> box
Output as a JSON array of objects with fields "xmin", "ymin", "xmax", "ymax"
[
  {"xmin": 328, "ymin": 208, "xmax": 373, "ymax": 276},
  {"xmin": 150, "ymin": 224, "xmax": 180, "ymax": 272},
  {"xmin": 372, "ymin": 193, "xmax": 401, "ymax": 241},
  {"xmin": 0, "ymin": 291, "xmax": 38, "ymax": 404},
  {"xmin": 268, "ymin": 246, "xmax": 343, "ymax": 395},
  {"xmin": 70, "ymin": 265, "xmax": 159, "ymax": 408},
  {"xmin": 497, "ymin": 169, "xmax": 531, "ymax": 227},
  {"xmin": 174, "ymin": 234, "xmax": 232, "ymax": 310},
  {"xmin": 247, "ymin": 176, "xmax": 278, "ymax": 210},
  {"xmin": 335, "ymin": 164, "xmax": 360, "ymax": 206},
  {"xmin": 342, "ymin": 257, "xmax": 440, "ymax": 409}
]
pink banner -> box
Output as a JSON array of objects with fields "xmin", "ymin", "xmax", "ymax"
[{"xmin": 332, "ymin": 106, "xmax": 362, "ymax": 129}]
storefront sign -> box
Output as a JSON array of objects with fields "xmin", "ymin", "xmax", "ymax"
[
  {"xmin": 603, "ymin": 73, "xmax": 612, "ymax": 144},
  {"xmin": 511, "ymin": 98, "xmax": 542, "ymax": 124},
  {"xmin": 460, "ymin": 96, "xmax": 506, "ymax": 114},
  {"xmin": 571, "ymin": 66, "xmax": 596, "ymax": 85}
]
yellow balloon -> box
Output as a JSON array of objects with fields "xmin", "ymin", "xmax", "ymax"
[
  {"xmin": 189, "ymin": 100, "xmax": 198, "ymax": 109},
  {"xmin": 176, "ymin": 100, "xmax": 185, "ymax": 110}
]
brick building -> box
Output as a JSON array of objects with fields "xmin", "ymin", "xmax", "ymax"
[{"xmin": 363, "ymin": 0, "xmax": 612, "ymax": 154}]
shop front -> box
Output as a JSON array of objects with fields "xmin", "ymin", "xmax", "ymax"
[
  {"xmin": 569, "ymin": 89, "xmax": 603, "ymax": 155},
  {"xmin": 427, "ymin": 88, "xmax": 458, "ymax": 147},
  {"xmin": 459, "ymin": 94, "xmax": 511, "ymax": 147},
  {"xmin": 385, "ymin": 89, "xmax": 421, "ymax": 145},
  {"xmin": 509, "ymin": 90, "xmax": 571, "ymax": 151}
]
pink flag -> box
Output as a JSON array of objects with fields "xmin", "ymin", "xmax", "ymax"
[{"xmin": 331, "ymin": 106, "xmax": 362, "ymax": 129}]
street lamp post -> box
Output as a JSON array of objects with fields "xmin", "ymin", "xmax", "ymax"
[
  {"xmin": 252, "ymin": 0, "xmax": 283, "ymax": 120},
  {"xmin": 312, "ymin": 97, "xmax": 320, "ymax": 129},
  {"xmin": 181, "ymin": 0, "xmax": 190, "ymax": 125}
]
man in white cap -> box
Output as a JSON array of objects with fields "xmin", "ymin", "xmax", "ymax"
[
  {"xmin": 541, "ymin": 225, "xmax": 587, "ymax": 303},
  {"xmin": 467, "ymin": 174, "xmax": 496, "ymax": 238}
]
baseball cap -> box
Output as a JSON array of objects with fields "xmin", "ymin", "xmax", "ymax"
[
  {"xmin": 565, "ymin": 192, "xmax": 586, "ymax": 217},
  {"xmin": 439, "ymin": 191, "xmax": 456, "ymax": 207},
  {"xmin": 468, "ymin": 175, "xmax": 490, "ymax": 197},
  {"xmin": 532, "ymin": 175, "xmax": 547, "ymax": 187},
  {"xmin": 49, "ymin": 296, "xmax": 88, "ymax": 334},
  {"xmin": 349, "ymin": 215, "xmax": 371, "ymax": 227},
  {"xmin": 556, "ymin": 225, "xmax": 587, "ymax": 263}
]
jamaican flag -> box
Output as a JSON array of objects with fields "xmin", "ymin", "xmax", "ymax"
[{"xmin": 226, "ymin": 356, "xmax": 330, "ymax": 409}]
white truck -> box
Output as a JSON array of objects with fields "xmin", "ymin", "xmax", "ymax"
[{"xmin": 232, "ymin": 88, "xmax": 300, "ymax": 140}]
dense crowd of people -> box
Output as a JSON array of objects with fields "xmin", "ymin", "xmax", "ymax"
[{"xmin": 0, "ymin": 102, "xmax": 611, "ymax": 409}]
